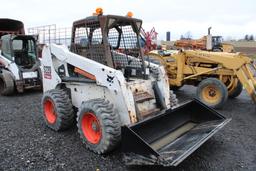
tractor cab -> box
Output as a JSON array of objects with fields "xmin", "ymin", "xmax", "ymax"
[
  {"xmin": 1, "ymin": 34, "xmax": 39, "ymax": 70},
  {"xmin": 212, "ymin": 36, "xmax": 223, "ymax": 51},
  {"xmin": 70, "ymin": 12, "xmax": 147, "ymax": 80}
]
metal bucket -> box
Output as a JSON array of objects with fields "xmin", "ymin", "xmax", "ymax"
[{"xmin": 122, "ymin": 99, "xmax": 231, "ymax": 166}]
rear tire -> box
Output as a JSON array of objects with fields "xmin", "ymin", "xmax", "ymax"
[
  {"xmin": 42, "ymin": 89, "xmax": 75, "ymax": 131},
  {"xmin": 196, "ymin": 78, "xmax": 228, "ymax": 109},
  {"xmin": 170, "ymin": 85, "xmax": 183, "ymax": 91},
  {"xmin": 0, "ymin": 70, "xmax": 14, "ymax": 96},
  {"xmin": 77, "ymin": 99, "xmax": 121, "ymax": 154},
  {"xmin": 228, "ymin": 81, "xmax": 243, "ymax": 98}
]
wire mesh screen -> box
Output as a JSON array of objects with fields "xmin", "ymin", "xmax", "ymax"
[
  {"xmin": 72, "ymin": 19, "xmax": 143, "ymax": 72},
  {"xmin": 73, "ymin": 21, "xmax": 107, "ymax": 65},
  {"xmin": 74, "ymin": 27, "xmax": 88, "ymax": 44},
  {"xmin": 28, "ymin": 25, "xmax": 71, "ymax": 47},
  {"xmin": 108, "ymin": 25, "xmax": 142, "ymax": 69}
]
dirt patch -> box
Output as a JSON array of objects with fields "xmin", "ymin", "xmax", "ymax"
[{"xmin": 235, "ymin": 47, "xmax": 256, "ymax": 57}]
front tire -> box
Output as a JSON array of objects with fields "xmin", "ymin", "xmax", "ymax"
[
  {"xmin": 196, "ymin": 78, "xmax": 228, "ymax": 109},
  {"xmin": 42, "ymin": 89, "xmax": 75, "ymax": 131},
  {"xmin": 77, "ymin": 99, "xmax": 121, "ymax": 154},
  {"xmin": 0, "ymin": 70, "xmax": 14, "ymax": 96}
]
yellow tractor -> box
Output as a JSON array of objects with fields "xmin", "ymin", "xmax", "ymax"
[
  {"xmin": 174, "ymin": 27, "xmax": 235, "ymax": 53},
  {"xmin": 147, "ymin": 50, "xmax": 256, "ymax": 109}
]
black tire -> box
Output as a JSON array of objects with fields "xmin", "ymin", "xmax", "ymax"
[
  {"xmin": 0, "ymin": 70, "xmax": 14, "ymax": 96},
  {"xmin": 170, "ymin": 85, "xmax": 183, "ymax": 91},
  {"xmin": 212, "ymin": 48, "xmax": 222, "ymax": 52},
  {"xmin": 77, "ymin": 99, "xmax": 121, "ymax": 154},
  {"xmin": 170, "ymin": 90, "xmax": 179, "ymax": 108},
  {"xmin": 196, "ymin": 78, "xmax": 228, "ymax": 109},
  {"xmin": 42, "ymin": 89, "xmax": 75, "ymax": 131},
  {"xmin": 228, "ymin": 81, "xmax": 243, "ymax": 98}
]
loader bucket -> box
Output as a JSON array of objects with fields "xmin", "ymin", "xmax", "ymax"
[{"xmin": 122, "ymin": 99, "xmax": 231, "ymax": 166}]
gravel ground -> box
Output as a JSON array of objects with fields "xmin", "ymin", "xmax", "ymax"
[{"xmin": 0, "ymin": 86, "xmax": 255, "ymax": 171}]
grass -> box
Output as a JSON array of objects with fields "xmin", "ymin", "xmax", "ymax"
[{"xmin": 251, "ymin": 55, "xmax": 256, "ymax": 59}]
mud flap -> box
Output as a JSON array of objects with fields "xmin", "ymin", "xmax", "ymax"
[{"xmin": 121, "ymin": 99, "xmax": 231, "ymax": 166}]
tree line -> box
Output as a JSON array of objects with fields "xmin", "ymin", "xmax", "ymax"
[{"xmin": 244, "ymin": 34, "xmax": 254, "ymax": 41}]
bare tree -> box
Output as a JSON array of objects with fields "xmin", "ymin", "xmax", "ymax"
[
  {"xmin": 244, "ymin": 34, "xmax": 249, "ymax": 41},
  {"xmin": 249, "ymin": 35, "xmax": 254, "ymax": 41},
  {"xmin": 184, "ymin": 31, "xmax": 192, "ymax": 40}
]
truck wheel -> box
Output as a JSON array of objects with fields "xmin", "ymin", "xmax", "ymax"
[
  {"xmin": 0, "ymin": 70, "xmax": 15, "ymax": 96},
  {"xmin": 228, "ymin": 81, "xmax": 243, "ymax": 98},
  {"xmin": 77, "ymin": 99, "xmax": 121, "ymax": 154},
  {"xmin": 170, "ymin": 90, "xmax": 179, "ymax": 108},
  {"xmin": 196, "ymin": 78, "xmax": 228, "ymax": 109},
  {"xmin": 42, "ymin": 89, "xmax": 75, "ymax": 131}
]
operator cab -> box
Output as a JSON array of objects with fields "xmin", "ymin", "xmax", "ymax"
[
  {"xmin": 212, "ymin": 36, "xmax": 223, "ymax": 51},
  {"xmin": 1, "ymin": 34, "xmax": 38, "ymax": 70},
  {"xmin": 70, "ymin": 13, "xmax": 148, "ymax": 80}
]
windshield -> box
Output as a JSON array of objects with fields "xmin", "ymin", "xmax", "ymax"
[
  {"xmin": 12, "ymin": 38, "xmax": 37, "ymax": 68},
  {"xmin": 212, "ymin": 37, "xmax": 223, "ymax": 46}
]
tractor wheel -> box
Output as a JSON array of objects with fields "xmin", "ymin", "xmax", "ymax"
[
  {"xmin": 0, "ymin": 70, "xmax": 15, "ymax": 96},
  {"xmin": 77, "ymin": 99, "xmax": 121, "ymax": 154},
  {"xmin": 170, "ymin": 85, "xmax": 183, "ymax": 91},
  {"xmin": 170, "ymin": 90, "xmax": 179, "ymax": 108},
  {"xmin": 42, "ymin": 89, "xmax": 75, "ymax": 131},
  {"xmin": 228, "ymin": 81, "xmax": 243, "ymax": 98},
  {"xmin": 196, "ymin": 78, "xmax": 228, "ymax": 109}
]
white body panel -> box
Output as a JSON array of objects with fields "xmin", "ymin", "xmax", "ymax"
[
  {"xmin": 0, "ymin": 53, "xmax": 20, "ymax": 80},
  {"xmin": 206, "ymin": 35, "xmax": 212, "ymax": 50},
  {"xmin": 41, "ymin": 44, "xmax": 170, "ymax": 126}
]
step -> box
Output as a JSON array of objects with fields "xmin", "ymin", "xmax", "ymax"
[
  {"xmin": 140, "ymin": 108, "xmax": 161, "ymax": 117},
  {"xmin": 133, "ymin": 91, "xmax": 154, "ymax": 103}
]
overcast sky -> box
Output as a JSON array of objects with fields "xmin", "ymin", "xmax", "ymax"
[{"xmin": 1, "ymin": 0, "xmax": 255, "ymax": 40}]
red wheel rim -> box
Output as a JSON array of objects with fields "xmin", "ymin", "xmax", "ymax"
[
  {"xmin": 44, "ymin": 99, "xmax": 56, "ymax": 124},
  {"xmin": 81, "ymin": 112, "xmax": 102, "ymax": 144}
]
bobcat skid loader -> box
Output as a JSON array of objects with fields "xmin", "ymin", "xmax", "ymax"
[
  {"xmin": 0, "ymin": 34, "xmax": 42, "ymax": 95},
  {"xmin": 41, "ymin": 10, "xmax": 230, "ymax": 166}
]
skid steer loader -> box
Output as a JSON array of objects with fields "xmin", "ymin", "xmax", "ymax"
[
  {"xmin": 0, "ymin": 19, "xmax": 42, "ymax": 95},
  {"xmin": 148, "ymin": 50, "xmax": 256, "ymax": 109},
  {"xmin": 41, "ymin": 9, "xmax": 230, "ymax": 166}
]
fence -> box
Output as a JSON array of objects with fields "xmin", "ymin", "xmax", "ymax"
[{"xmin": 28, "ymin": 25, "xmax": 72, "ymax": 47}]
